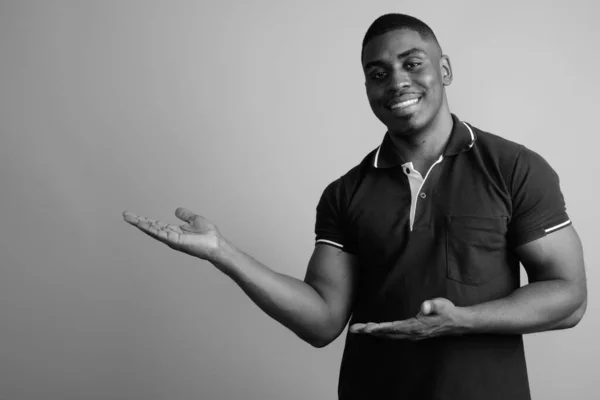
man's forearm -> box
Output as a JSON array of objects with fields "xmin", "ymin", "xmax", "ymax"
[
  {"xmin": 208, "ymin": 237, "xmax": 337, "ymax": 347},
  {"xmin": 460, "ymin": 279, "xmax": 586, "ymax": 334}
]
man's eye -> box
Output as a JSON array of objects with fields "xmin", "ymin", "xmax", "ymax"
[
  {"xmin": 371, "ymin": 71, "xmax": 387, "ymax": 80},
  {"xmin": 405, "ymin": 61, "xmax": 422, "ymax": 70}
]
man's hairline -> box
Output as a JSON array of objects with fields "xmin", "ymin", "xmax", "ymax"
[{"xmin": 361, "ymin": 30, "xmax": 445, "ymax": 69}]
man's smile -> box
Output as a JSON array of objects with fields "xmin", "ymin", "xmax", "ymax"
[{"xmin": 389, "ymin": 97, "xmax": 421, "ymax": 109}]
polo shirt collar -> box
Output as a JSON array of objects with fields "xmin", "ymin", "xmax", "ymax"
[{"xmin": 373, "ymin": 114, "xmax": 477, "ymax": 168}]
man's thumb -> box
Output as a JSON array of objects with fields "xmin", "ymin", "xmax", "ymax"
[
  {"xmin": 175, "ymin": 207, "xmax": 196, "ymax": 223},
  {"xmin": 420, "ymin": 298, "xmax": 449, "ymax": 315}
]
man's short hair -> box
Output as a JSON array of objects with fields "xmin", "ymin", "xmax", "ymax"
[{"xmin": 361, "ymin": 14, "xmax": 441, "ymax": 60}]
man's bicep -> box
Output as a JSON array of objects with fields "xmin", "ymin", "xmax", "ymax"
[
  {"xmin": 304, "ymin": 244, "xmax": 359, "ymax": 332},
  {"xmin": 515, "ymin": 224, "xmax": 586, "ymax": 286}
]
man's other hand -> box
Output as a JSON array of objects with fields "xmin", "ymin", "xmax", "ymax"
[
  {"xmin": 349, "ymin": 298, "xmax": 468, "ymax": 340},
  {"xmin": 123, "ymin": 207, "xmax": 221, "ymax": 261}
]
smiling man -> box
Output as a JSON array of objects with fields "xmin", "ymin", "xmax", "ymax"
[{"xmin": 123, "ymin": 13, "xmax": 587, "ymax": 400}]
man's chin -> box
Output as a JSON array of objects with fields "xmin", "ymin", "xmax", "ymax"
[{"xmin": 385, "ymin": 114, "xmax": 423, "ymax": 133}]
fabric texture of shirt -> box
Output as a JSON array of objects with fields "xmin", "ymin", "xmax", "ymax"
[{"xmin": 314, "ymin": 114, "xmax": 571, "ymax": 400}]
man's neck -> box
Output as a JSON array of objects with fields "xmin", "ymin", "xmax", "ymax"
[{"xmin": 388, "ymin": 111, "xmax": 453, "ymax": 175}]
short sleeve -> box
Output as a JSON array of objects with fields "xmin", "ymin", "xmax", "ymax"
[
  {"xmin": 508, "ymin": 146, "xmax": 571, "ymax": 247},
  {"xmin": 315, "ymin": 179, "xmax": 351, "ymax": 252}
]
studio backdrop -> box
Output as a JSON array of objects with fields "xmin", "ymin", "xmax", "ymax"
[{"xmin": 0, "ymin": 1, "xmax": 597, "ymax": 399}]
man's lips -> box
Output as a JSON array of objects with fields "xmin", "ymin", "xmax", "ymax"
[{"xmin": 388, "ymin": 96, "xmax": 422, "ymax": 110}]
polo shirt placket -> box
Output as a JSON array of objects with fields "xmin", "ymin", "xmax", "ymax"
[{"xmin": 399, "ymin": 155, "xmax": 442, "ymax": 231}]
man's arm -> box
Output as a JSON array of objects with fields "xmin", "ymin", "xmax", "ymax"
[
  {"xmin": 547, "ymin": 298, "xmax": 587, "ymax": 331},
  {"xmin": 461, "ymin": 224, "xmax": 587, "ymax": 333},
  {"xmin": 351, "ymin": 224, "xmax": 586, "ymax": 338},
  {"xmin": 123, "ymin": 208, "xmax": 359, "ymax": 348},
  {"xmin": 214, "ymin": 240, "xmax": 358, "ymax": 347}
]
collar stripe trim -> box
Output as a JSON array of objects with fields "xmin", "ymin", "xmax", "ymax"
[
  {"xmin": 462, "ymin": 121, "xmax": 476, "ymax": 148},
  {"xmin": 374, "ymin": 146, "xmax": 382, "ymax": 168},
  {"xmin": 373, "ymin": 119, "xmax": 475, "ymax": 168}
]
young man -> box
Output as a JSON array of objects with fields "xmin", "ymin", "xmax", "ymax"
[{"xmin": 123, "ymin": 14, "xmax": 586, "ymax": 400}]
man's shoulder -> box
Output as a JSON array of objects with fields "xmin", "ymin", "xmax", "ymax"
[
  {"xmin": 467, "ymin": 121, "xmax": 560, "ymax": 185},
  {"xmin": 470, "ymin": 123, "xmax": 525, "ymax": 156},
  {"xmin": 470, "ymin": 121, "xmax": 558, "ymax": 162},
  {"xmin": 320, "ymin": 147, "xmax": 378, "ymax": 197},
  {"xmin": 467, "ymin": 122, "xmax": 531, "ymax": 178}
]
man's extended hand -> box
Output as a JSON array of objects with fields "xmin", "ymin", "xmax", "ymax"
[
  {"xmin": 349, "ymin": 298, "xmax": 469, "ymax": 340},
  {"xmin": 123, "ymin": 208, "xmax": 221, "ymax": 260}
]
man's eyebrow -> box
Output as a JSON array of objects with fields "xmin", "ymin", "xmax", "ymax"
[{"xmin": 363, "ymin": 48, "xmax": 428, "ymax": 70}]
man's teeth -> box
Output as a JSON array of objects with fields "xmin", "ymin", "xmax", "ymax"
[{"xmin": 391, "ymin": 98, "xmax": 420, "ymax": 109}]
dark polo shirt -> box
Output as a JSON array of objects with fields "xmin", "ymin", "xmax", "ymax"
[{"xmin": 315, "ymin": 114, "xmax": 571, "ymax": 400}]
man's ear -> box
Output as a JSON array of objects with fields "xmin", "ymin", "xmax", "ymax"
[{"xmin": 440, "ymin": 55, "xmax": 453, "ymax": 86}]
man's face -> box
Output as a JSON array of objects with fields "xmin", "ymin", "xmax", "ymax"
[{"xmin": 362, "ymin": 29, "xmax": 452, "ymax": 134}]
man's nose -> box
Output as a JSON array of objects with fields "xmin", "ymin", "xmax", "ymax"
[{"xmin": 387, "ymin": 69, "xmax": 410, "ymax": 93}]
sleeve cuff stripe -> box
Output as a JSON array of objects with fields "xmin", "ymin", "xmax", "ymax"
[
  {"xmin": 315, "ymin": 239, "xmax": 344, "ymax": 249},
  {"xmin": 545, "ymin": 220, "xmax": 572, "ymax": 234}
]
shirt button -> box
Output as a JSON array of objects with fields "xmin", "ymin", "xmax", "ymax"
[{"xmin": 420, "ymin": 192, "xmax": 427, "ymax": 199}]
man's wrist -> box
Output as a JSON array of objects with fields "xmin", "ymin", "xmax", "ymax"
[
  {"xmin": 209, "ymin": 235, "xmax": 238, "ymax": 273},
  {"xmin": 455, "ymin": 306, "xmax": 479, "ymax": 335}
]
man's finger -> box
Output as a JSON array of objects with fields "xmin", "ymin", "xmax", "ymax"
[
  {"xmin": 349, "ymin": 323, "xmax": 367, "ymax": 333},
  {"xmin": 133, "ymin": 219, "xmax": 161, "ymax": 237},
  {"xmin": 367, "ymin": 332, "xmax": 414, "ymax": 340},
  {"xmin": 123, "ymin": 211, "xmax": 185, "ymax": 250},
  {"xmin": 150, "ymin": 220, "xmax": 167, "ymax": 230},
  {"xmin": 350, "ymin": 323, "xmax": 379, "ymax": 333},
  {"xmin": 362, "ymin": 322, "xmax": 381, "ymax": 333},
  {"xmin": 124, "ymin": 212, "xmax": 158, "ymax": 229},
  {"xmin": 175, "ymin": 207, "xmax": 196, "ymax": 223},
  {"xmin": 135, "ymin": 220, "xmax": 158, "ymax": 238},
  {"xmin": 368, "ymin": 319, "xmax": 421, "ymax": 334},
  {"xmin": 123, "ymin": 211, "xmax": 140, "ymax": 224},
  {"xmin": 352, "ymin": 320, "xmax": 414, "ymax": 334},
  {"xmin": 157, "ymin": 229, "xmax": 169, "ymax": 241},
  {"xmin": 166, "ymin": 224, "xmax": 183, "ymax": 234},
  {"xmin": 139, "ymin": 222, "xmax": 177, "ymax": 245},
  {"xmin": 368, "ymin": 321, "xmax": 396, "ymax": 330},
  {"xmin": 147, "ymin": 224, "xmax": 160, "ymax": 236},
  {"xmin": 167, "ymin": 230, "xmax": 180, "ymax": 243},
  {"xmin": 154, "ymin": 221, "xmax": 168, "ymax": 229}
]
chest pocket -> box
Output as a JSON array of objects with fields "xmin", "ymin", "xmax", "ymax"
[{"xmin": 446, "ymin": 216, "xmax": 508, "ymax": 285}]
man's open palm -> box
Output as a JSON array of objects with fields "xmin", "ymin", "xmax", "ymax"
[{"xmin": 123, "ymin": 207, "xmax": 220, "ymax": 260}]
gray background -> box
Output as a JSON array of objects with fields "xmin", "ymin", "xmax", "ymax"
[{"xmin": 0, "ymin": 0, "xmax": 597, "ymax": 399}]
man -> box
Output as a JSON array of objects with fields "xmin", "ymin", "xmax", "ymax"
[{"xmin": 123, "ymin": 13, "xmax": 586, "ymax": 400}]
